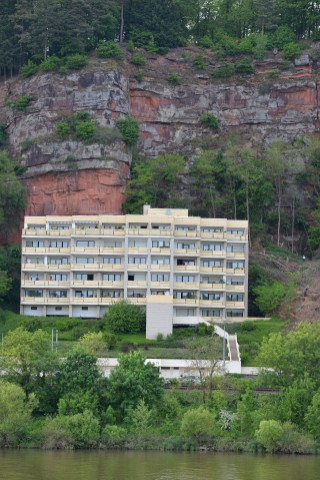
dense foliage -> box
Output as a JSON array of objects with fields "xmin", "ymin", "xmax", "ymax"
[
  {"xmin": 1, "ymin": 0, "xmax": 319, "ymax": 78},
  {"xmin": 0, "ymin": 321, "xmax": 319, "ymax": 453}
]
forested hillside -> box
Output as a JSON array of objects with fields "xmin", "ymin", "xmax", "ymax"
[{"xmin": 1, "ymin": 0, "xmax": 320, "ymax": 77}]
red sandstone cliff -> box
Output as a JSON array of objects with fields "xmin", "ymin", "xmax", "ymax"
[{"xmin": 0, "ymin": 48, "xmax": 319, "ymax": 225}]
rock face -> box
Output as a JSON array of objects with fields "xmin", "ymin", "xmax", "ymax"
[{"xmin": 0, "ymin": 49, "xmax": 319, "ymax": 224}]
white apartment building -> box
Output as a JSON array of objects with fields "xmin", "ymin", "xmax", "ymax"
[{"xmin": 21, "ymin": 206, "xmax": 248, "ymax": 339}]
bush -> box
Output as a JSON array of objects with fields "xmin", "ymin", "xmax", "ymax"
[
  {"xmin": 0, "ymin": 124, "xmax": 7, "ymax": 147},
  {"xmin": 20, "ymin": 60, "xmax": 38, "ymax": 77},
  {"xmin": 103, "ymin": 300, "xmax": 145, "ymax": 334},
  {"xmin": 282, "ymin": 42, "xmax": 301, "ymax": 60},
  {"xmin": 180, "ymin": 407, "xmax": 215, "ymax": 442},
  {"xmin": 200, "ymin": 113, "xmax": 219, "ymax": 129},
  {"xmin": 75, "ymin": 120, "xmax": 96, "ymax": 142},
  {"xmin": 116, "ymin": 116, "xmax": 139, "ymax": 146},
  {"xmin": 104, "ymin": 332, "xmax": 117, "ymax": 349},
  {"xmin": 21, "ymin": 317, "xmax": 42, "ymax": 332},
  {"xmin": 96, "ymin": 41, "xmax": 122, "ymax": 59},
  {"xmin": 102, "ymin": 425, "xmax": 127, "ymax": 446},
  {"xmin": 166, "ymin": 73, "xmax": 180, "ymax": 84},
  {"xmin": 192, "ymin": 54, "xmax": 206, "ymax": 69},
  {"xmin": 11, "ymin": 96, "xmax": 34, "ymax": 111},
  {"xmin": 40, "ymin": 56, "xmax": 62, "ymax": 72},
  {"xmin": 235, "ymin": 58, "xmax": 255, "ymax": 74},
  {"xmin": 255, "ymin": 420, "xmax": 283, "ymax": 453},
  {"xmin": 271, "ymin": 26, "xmax": 296, "ymax": 50},
  {"xmin": 131, "ymin": 53, "xmax": 147, "ymax": 66},
  {"xmin": 198, "ymin": 35, "xmax": 214, "ymax": 49},
  {"xmin": 211, "ymin": 62, "xmax": 235, "ymax": 78},
  {"xmin": 56, "ymin": 121, "xmax": 71, "ymax": 138},
  {"xmin": 64, "ymin": 54, "xmax": 88, "ymax": 70},
  {"xmin": 238, "ymin": 37, "xmax": 254, "ymax": 54}
]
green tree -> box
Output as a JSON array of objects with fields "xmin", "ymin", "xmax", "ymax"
[
  {"xmin": 1, "ymin": 327, "xmax": 56, "ymax": 397},
  {"xmin": 103, "ymin": 300, "xmax": 145, "ymax": 334},
  {"xmin": 305, "ymin": 390, "xmax": 320, "ymax": 438},
  {"xmin": 107, "ymin": 351, "xmax": 163, "ymax": 416},
  {"xmin": 180, "ymin": 407, "xmax": 215, "ymax": 442},
  {"xmin": 126, "ymin": 399, "xmax": 153, "ymax": 434},
  {"xmin": 78, "ymin": 331, "xmax": 106, "ymax": 356},
  {"xmin": 0, "ymin": 152, "xmax": 25, "ymax": 234},
  {"xmin": 0, "ymin": 380, "xmax": 36, "ymax": 447},
  {"xmin": 253, "ymin": 280, "xmax": 287, "ymax": 315},
  {"xmin": 255, "ymin": 419, "xmax": 283, "ymax": 453}
]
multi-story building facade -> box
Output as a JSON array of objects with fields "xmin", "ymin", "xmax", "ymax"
[{"xmin": 21, "ymin": 206, "xmax": 248, "ymax": 338}]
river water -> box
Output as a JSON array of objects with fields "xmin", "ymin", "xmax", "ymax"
[{"xmin": 0, "ymin": 450, "xmax": 319, "ymax": 480}]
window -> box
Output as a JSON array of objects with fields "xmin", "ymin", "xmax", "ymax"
[
  {"xmin": 201, "ymin": 227, "xmax": 223, "ymax": 233},
  {"xmin": 103, "ymin": 257, "xmax": 121, "ymax": 264},
  {"xmin": 74, "ymin": 273, "xmax": 94, "ymax": 281},
  {"xmin": 31, "ymin": 306, "xmax": 38, "ymax": 310},
  {"xmin": 48, "ymin": 257, "xmax": 69, "ymax": 265},
  {"xmin": 101, "ymin": 290, "xmax": 122, "ymax": 298},
  {"xmin": 174, "ymin": 291, "xmax": 196, "ymax": 299},
  {"xmin": 82, "ymin": 307, "xmax": 89, "ymax": 311},
  {"xmin": 26, "ymin": 240, "xmax": 44, "ymax": 248},
  {"xmin": 55, "ymin": 307, "xmax": 62, "ymax": 311},
  {"xmin": 226, "ymin": 293, "xmax": 244, "ymax": 302},
  {"xmin": 76, "ymin": 240, "xmax": 95, "ymax": 247},
  {"xmin": 75, "ymin": 257, "xmax": 95, "ymax": 264},
  {"xmin": 226, "ymin": 277, "xmax": 244, "ymax": 286},
  {"xmin": 176, "ymin": 242, "xmax": 195, "ymax": 249},
  {"xmin": 227, "ymin": 261, "xmax": 244, "ymax": 269},
  {"xmin": 49, "ymin": 240, "xmax": 69, "ymax": 248},
  {"xmin": 175, "ymin": 275, "xmax": 195, "ymax": 283},
  {"xmin": 128, "ymin": 274, "xmax": 135, "ymax": 281},
  {"xmin": 49, "ymin": 290, "xmax": 68, "ymax": 298},
  {"xmin": 227, "ymin": 244, "xmax": 244, "ymax": 253},
  {"xmin": 128, "ymin": 256, "xmax": 147, "ymax": 264},
  {"xmin": 202, "ymin": 260, "xmax": 222, "ymax": 267},
  {"xmin": 226, "ymin": 310, "xmax": 244, "ymax": 318},
  {"xmin": 75, "ymin": 290, "xmax": 97, "ymax": 298},
  {"xmin": 227, "ymin": 229, "xmax": 244, "ymax": 236},
  {"xmin": 177, "ymin": 259, "xmax": 195, "ymax": 266},
  {"xmin": 102, "ymin": 273, "xmax": 121, "ymax": 281},
  {"xmin": 201, "ymin": 292, "xmax": 221, "ymax": 301},
  {"xmin": 152, "ymin": 240, "xmax": 170, "ymax": 248},
  {"xmin": 151, "ymin": 273, "xmax": 169, "ymax": 282},
  {"xmin": 151, "ymin": 257, "xmax": 170, "ymax": 265},
  {"xmin": 175, "ymin": 308, "xmax": 195, "ymax": 317},
  {"xmin": 201, "ymin": 309, "xmax": 221, "ymax": 317},
  {"xmin": 26, "ymin": 290, "xmax": 43, "ymax": 297},
  {"xmin": 49, "ymin": 273, "xmax": 68, "ymax": 281},
  {"xmin": 202, "ymin": 243, "xmax": 222, "ymax": 251}
]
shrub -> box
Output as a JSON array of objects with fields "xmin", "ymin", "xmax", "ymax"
[
  {"xmin": 134, "ymin": 71, "xmax": 145, "ymax": 82},
  {"xmin": 126, "ymin": 40, "xmax": 135, "ymax": 52},
  {"xmin": 21, "ymin": 317, "xmax": 42, "ymax": 332},
  {"xmin": 20, "ymin": 60, "xmax": 38, "ymax": 77},
  {"xmin": 102, "ymin": 425, "xmax": 127, "ymax": 446},
  {"xmin": 130, "ymin": 30, "xmax": 154, "ymax": 49},
  {"xmin": 0, "ymin": 124, "xmax": 7, "ymax": 147},
  {"xmin": 192, "ymin": 54, "xmax": 206, "ymax": 69},
  {"xmin": 131, "ymin": 53, "xmax": 147, "ymax": 66},
  {"xmin": 211, "ymin": 62, "xmax": 234, "ymax": 78},
  {"xmin": 282, "ymin": 42, "xmax": 301, "ymax": 60},
  {"xmin": 271, "ymin": 26, "xmax": 296, "ymax": 50},
  {"xmin": 235, "ymin": 58, "xmax": 255, "ymax": 74},
  {"xmin": 96, "ymin": 41, "xmax": 122, "ymax": 59},
  {"xmin": 198, "ymin": 35, "xmax": 214, "ymax": 49},
  {"xmin": 166, "ymin": 73, "xmax": 180, "ymax": 84},
  {"xmin": 216, "ymin": 34, "xmax": 238, "ymax": 55},
  {"xmin": 255, "ymin": 420, "xmax": 283, "ymax": 453},
  {"xmin": 56, "ymin": 121, "xmax": 71, "ymax": 138},
  {"xmin": 238, "ymin": 37, "xmax": 254, "ymax": 54},
  {"xmin": 75, "ymin": 120, "xmax": 96, "ymax": 142},
  {"xmin": 64, "ymin": 54, "xmax": 88, "ymax": 70},
  {"xmin": 78, "ymin": 331, "xmax": 105, "ymax": 356},
  {"xmin": 103, "ymin": 300, "xmax": 145, "ymax": 334},
  {"xmin": 40, "ymin": 56, "xmax": 62, "ymax": 72},
  {"xmin": 180, "ymin": 407, "xmax": 215, "ymax": 442},
  {"xmin": 104, "ymin": 332, "xmax": 117, "ymax": 349},
  {"xmin": 200, "ymin": 113, "xmax": 219, "ymax": 129},
  {"xmin": 116, "ymin": 116, "xmax": 139, "ymax": 146},
  {"xmin": 12, "ymin": 96, "xmax": 34, "ymax": 111}
]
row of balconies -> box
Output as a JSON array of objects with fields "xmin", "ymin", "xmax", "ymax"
[
  {"xmin": 22, "ymin": 228, "xmax": 247, "ymax": 241},
  {"xmin": 22, "ymin": 279, "xmax": 245, "ymax": 291},
  {"xmin": 21, "ymin": 296, "xmax": 245, "ymax": 308},
  {"xmin": 22, "ymin": 263, "xmax": 245, "ymax": 275},
  {"xmin": 23, "ymin": 246, "xmax": 246, "ymax": 258}
]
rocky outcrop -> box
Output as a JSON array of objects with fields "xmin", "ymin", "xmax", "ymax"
[{"xmin": 0, "ymin": 49, "xmax": 319, "ymax": 222}]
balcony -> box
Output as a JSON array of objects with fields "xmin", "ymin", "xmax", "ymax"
[
  {"xmin": 200, "ymin": 282, "xmax": 225, "ymax": 290},
  {"xmin": 226, "ymin": 251, "xmax": 245, "ymax": 258},
  {"xmin": 174, "ymin": 265, "xmax": 197, "ymax": 271},
  {"xmin": 150, "ymin": 264, "xmax": 170, "ymax": 271},
  {"xmin": 225, "ymin": 301, "xmax": 245, "ymax": 308},
  {"xmin": 22, "ymin": 280, "xmax": 70, "ymax": 288},
  {"xmin": 46, "ymin": 247, "xmax": 71, "ymax": 255},
  {"xmin": 173, "ymin": 298, "xmax": 198, "ymax": 305},
  {"xmin": 127, "ymin": 247, "xmax": 148, "ymax": 255},
  {"xmin": 72, "ymin": 297, "xmax": 99, "ymax": 304},
  {"xmin": 100, "ymin": 297, "xmax": 123, "ymax": 304},
  {"xmin": 226, "ymin": 234, "xmax": 247, "ymax": 241},
  {"xmin": 100, "ymin": 264, "xmax": 124, "ymax": 271},
  {"xmin": 226, "ymin": 268, "xmax": 245, "ymax": 275},
  {"xmin": 201, "ymin": 250, "xmax": 226, "ymax": 257},
  {"xmin": 127, "ymin": 263, "xmax": 148, "ymax": 271},
  {"xmin": 150, "ymin": 281, "xmax": 170, "ymax": 289},
  {"xmin": 174, "ymin": 230, "xmax": 198, "ymax": 238},
  {"xmin": 127, "ymin": 297, "xmax": 147, "ymax": 304},
  {"xmin": 200, "ymin": 231, "xmax": 225, "ymax": 239},
  {"xmin": 100, "ymin": 228, "xmax": 125, "ymax": 237},
  {"xmin": 149, "ymin": 229, "xmax": 172, "ymax": 236},
  {"xmin": 46, "ymin": 297, "xmax": 70, "ymax": 304},
  {"xmin": 21, "ymin": 296, "xmax": 45, "ymax": 304},
  {"xmin": 150, "ymin": 247, "xmax": 170, "ymax": 255},
  {"xmin": 127, "ymin": 228, "xmax": 150, "ymax": 236},
  {"xmin": 99, "ymin": 281, "xmax": 124, "ymax": 288},
  {"xmin": 201, "ymin": 316, "xmax": 224, "ymax": 323},
  {"xmin": 23, "ymin": 247, "xmax": 46, "ymax": 254},
  {"xmin": 71, "ymin": 263, "xmax": 99, "ymax": 270},
  {"xmin": 74, "ymin": 228, "xmax": 100, "ymax": 236},
  {"xmin": 72, "ymin": 280, "xmax": 100, "ymax": 288},
  {"xmin": 71, "ymin": 247, "xmax": 99, "ymax": 254},
  {"xmin": 226, "ymin": 284, "xmax": 245, "ymax": 291},
  {"xmin": 100, "ymin": 247, "xmax": 124, "ymax": 254},
  {"xmin": 22, "ymin": 229, "xmax": 47, "ymax": 237},
  {"xmin": 199, "ymin": 299, "xmax": 224, "ymax": 307},
  {"xmin": 127, "ymin": 281, "xmax": 147, "ymax": 288},
  {"xmin": 174, "ymin": 248, "xmax": 200, "ymax": 256},
  {"xmin": 173, "ymin": 282, "xmax": 198, "ymax": 289},
  {"xmin": 200, "ymin": 266, "xmax": 224, "ymax": 274}
]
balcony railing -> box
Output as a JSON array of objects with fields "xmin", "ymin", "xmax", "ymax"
[{"xmin": 200, "ymin": 282, "xmax": 225, "ymax": 290}]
